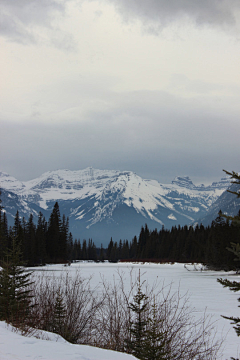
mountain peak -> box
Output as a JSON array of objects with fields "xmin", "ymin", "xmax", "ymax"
[
  {"xmin": 0, "ymin": 171, "xmax": 25, "ymax": 192},
  {"xmin": 0, "ymin": 168, "xmax": 233, "ymax": 245},
  {"xmin": 172, "ymin": 176, "xmax": 195, "ymax": 189}
]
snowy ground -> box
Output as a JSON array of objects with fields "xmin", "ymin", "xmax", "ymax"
[
  {"xmin": 0, "ymin": 321, "xmax": 137, "ymax": 360},
  {"xmin": 1, "ymin": 262, "xmax": 240, "ymax": 359}
]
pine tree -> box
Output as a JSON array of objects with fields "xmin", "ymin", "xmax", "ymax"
[
  {"xmin": 107, "ymin": 237, "xmax": 113, "ymax": 259},
  {"xmin": 221, "ymin": 170, "xmax": 240, "ymax": 225},
  {"xmin": 59, "ymin": 214, "xmax": 69, "ymax": 262},
  {"xmin": 67, "ymin": 232, "xmax": 73, "ymax": 262},
  {"xmin": 82, "ymin": 239, "xmax": 87, "ymax": 260},
  {"xmin": 145, "ymin": 298, "xmax": 169, "ymax": 360},
  {"xmin": 0, "ymin": 192, "xmax": 8, "ymax": 261},
  {"xmin": 227, "ymin": 242, "xmax": 240, "ymax": 264},
  {"xmin": 0, "ymin": 235, "xmax": 33, "ymax": 326},
  {"xmin": 217, "ymin": 278, "xmax": 240, "ymax": 336},
  {"xmin": 218, "ymin": 169, "xmax": 240, "ymax": 356},
  {"xmin": 99, "ymin": 243, "xmax": 105, "ymax": 262},
  {"xmin": 53, "ymin": 289, "xmax": 67, "ymax": 335},
  {"xmin": 127, "ymin": 270, "xmax": 149, "ymax": 359},
  {"xmin": 35, "ymin": 212, "xmax": 47, "ymax": 265},
  {"xmin": 46, "ymin": 202, "xmax": 61, "ymax": 262},
  {"xmin": 25, "ymin": 214, "xmax": 36, "ymax": 266},
  {"xmin": 127, "ymin": 271, "xmax": 170, "ymax": 360}
]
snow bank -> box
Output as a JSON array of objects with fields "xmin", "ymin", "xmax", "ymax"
[{"xmin": 0, "ymin": 322, "xmax": 137, "ymax": 360}]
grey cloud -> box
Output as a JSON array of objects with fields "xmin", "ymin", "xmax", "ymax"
[
  {"xmin": 0, "ymin": 0, "xmax": 67, "ymax": 44},
  {"xmin": 1, "ymin": 87, "xmax": 239, "ymax": 184},
  {"xmin": 106, "ymin": 0, "xmax": 240, "ymax": 32}
]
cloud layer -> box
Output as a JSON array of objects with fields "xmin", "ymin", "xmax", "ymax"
[
  {"xmin": 1, "ymin": 86, "xmax": 239, "ymax": 183},
  {"xmin": 2, "ymin": 0, "xmax": 240, "ymax": 45},
  {"xmin": 1, "ymin": 0, "xmax": 240, "ymax": 184},
  {"xmin": 0, "ymin": 0, "xmax": 66, "ymax": 44},
  {"xmin": 107, "ymin": 0, "xmax": 240, "ymax": 31}
]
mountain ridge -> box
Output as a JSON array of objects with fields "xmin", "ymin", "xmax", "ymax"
[{"xmin": 0, "ymin": 168, "xmax": 232, "ymax": 245}]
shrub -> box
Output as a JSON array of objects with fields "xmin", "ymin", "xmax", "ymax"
[{"xmin": 27, "ymin": 268, "xmax": 222, "ymax": 359}]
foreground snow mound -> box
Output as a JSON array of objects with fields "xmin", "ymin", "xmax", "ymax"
[{"xmin": 0, "ymin": 321, "xmax": 137, "ymax": 360}]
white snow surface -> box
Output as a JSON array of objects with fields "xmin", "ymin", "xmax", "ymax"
[
  {"xmin": 1, "ymin": 262, "xmax": 239, "ymax": 360},
  {"xmin": 0, "ymin": 322, "xmax": 137, "ymax": 360}
]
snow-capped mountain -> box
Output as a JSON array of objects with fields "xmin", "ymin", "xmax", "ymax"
[
  {"xmin": 195, "ymin": 182, "xmax": 240, "ymax": 226},
  {"xmin": 0, "ymin": 168, "xmax": 232, "ymax": 245}
]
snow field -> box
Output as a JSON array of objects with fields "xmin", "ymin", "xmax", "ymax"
[{"xmin": 1, "ymin": 262, "xmax": 239, "ymax": 359}]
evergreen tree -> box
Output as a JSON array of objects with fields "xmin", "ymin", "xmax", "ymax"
[
  {"xmin": 59, "ymin": 214, "xmax": 69, "ymax": 262},
  {"xmin": 218, "ymin": 170, "xmax": 240, "ymax": 359},
  {"xmin": 46, "ymin": 202, "xmax": 61, "ymax": 262},
  {"xmin": 13, "ymin": 211, "xmax": 25, "ymax": 259},
  {"xmin": 13, "ymin": 211, "xmax": 21, "ymax": 238},
  {"xmin": 130, "ymin": 236, "xmax": 138, "ymax": 259},
  {"xmin": 35, "ymin": 212, "xmax": 47, "ymax": 265},
  {"xmin": 67, "ymin": 232, "xmax": 73, "ymax": 262},
  {"xmin": 109, "ymin": 242, "xmax": 118, "ymax": 262},
  {"xmin": 0, "ymin": 235, "xmax": 33, "ymax": 326},
  {"xmin": 72, "ymin": 239, "xmax": 81, "ymax": 260},
  {"xmin": 0, "ymin": 193, "xmax": 8, "ymax": 261},
  {"xmin": 53, "ymin": 289, "xmax": 67, "ymax": 335},
  {"xmin": 82, "ymin": 239, "xmax": 87, "ymax": 260},
  {"xmin": 25, "ymin": 214, "xmax": 36, "ymax": 266},
  {"xmin": 121, "ymin": 240, "xmax": 130, "ymax": 259},
  {"xmin": 217, "ymin": 278, "xmax": 240, "ymax": 336},
  {"xmin": 87, "ymin": 239, "xmax": 97, "ymax": 261},
  {"xmin": 99, "ymin": 243, "xmax": 105, "ymax": 262},
  {"xmin": 145, "ymin": 298, "xmax": 169, "ymax": 360},
  {"xmin": 127, "ymin": 270, "xmax": 149, "ymax": 359},
  {"xmin": 227, "ymin": 242, "xmax": 240, "ymax": 264},
  {"xmin": 221, "ymin": 170, "xmax": 240, "ymax": 225},
  {"xmin": 107, "ymin": 237, "xmax": 113, "ymax": 259}
]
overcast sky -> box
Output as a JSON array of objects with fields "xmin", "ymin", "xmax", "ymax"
[{"xmin": 1, "ymin": 0, "xmax": 240, "ymax": 185}]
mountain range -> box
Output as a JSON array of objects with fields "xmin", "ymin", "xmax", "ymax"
[{"xmin": 0, "ymin": 168, "xmax": 237, "ymax": 246}]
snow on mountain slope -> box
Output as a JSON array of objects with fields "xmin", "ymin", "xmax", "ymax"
[
  {"xmin": 0, "ymin": 171, "xmax": 25, "ymax": 192},
  {"xmin": 0, "ymin": 168, "xmax": 231, "ymax": 243}
]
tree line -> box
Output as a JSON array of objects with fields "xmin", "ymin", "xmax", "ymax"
[
  {"xmin": 0, "ymin": 200, "xmax": 101, "ymax": 265},
  {"xmin": 0, "ymin": 194, "xmax": 240, "ymax": 270},
  {"xmin": 106, "ymin": 213, "xmax": 240, "ymax": 271}
]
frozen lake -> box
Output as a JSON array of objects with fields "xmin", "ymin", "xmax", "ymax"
[{"xmin": 30, "ymin": 262, "xmax": 240, "ymax": 360}]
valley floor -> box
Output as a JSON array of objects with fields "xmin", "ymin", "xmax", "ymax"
[{"xmin": 1, "ymin": 262, "xmax": 239, "ymax": 360}]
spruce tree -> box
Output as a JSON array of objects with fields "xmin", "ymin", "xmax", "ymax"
[
  {"xmin": 99, "ymin": 243, "xmax": 105, "ymax": 262},
  {"xmin": 107, "ymin": 237, "xmax": 113, "ymax": 259},
  {"xmin": 35, "ymin": 212, "xmax": 47, "ymax": 265},
  {"xmin": 26, "ymin": 214, "xmax": 36, "ymax": 266},
  {"xmin": 46, "ymin": 202, "xmax": 61, "ymax": 262},
  {"xmin": 67, "ymin": 232, "xmax": 73, "ymax": 262},
  {"xmin": 218, "ymin": 169, "xmax": 240, "ymax": 357},
  {"xmin": 127, "ymin": 272, "xmax": 169, "ymax": 360},
  {"xmin": 0, "ymin": 193, "xmax": 8, "ymax": 261},
  {"xmin": 145, "ymin": 298, "xmax": 169, "ymax": 360},
  {"xmin": 59, "ymin": 214, "xmax": 69, "ymax": 262},
  {"xmin": 217, "ymin": 278, "xmax": 240, "ymax": 336},
  {"xmin": 127, "ymin": 270, "xmax": 149, "ymax": 359},
  {"xmin": 227, "ymin": 242, "xmax": 240, "ymax": 264},
  {"xmin": 0, "ymin": 235, "xmax": 33, "ymax": 326},
  {"xmin": 53, "ymin": 289, "xmax": 67, "ymax": 335}
]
